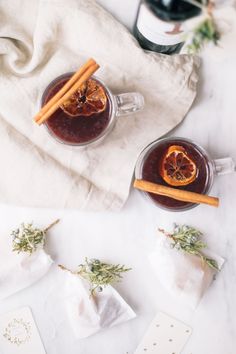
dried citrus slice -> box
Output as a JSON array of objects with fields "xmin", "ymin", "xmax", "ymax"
[
  {"xmin": 159, "ymin": 145, "xmax": 197, "ymax": 186},
  {"xmin": 60, "ymin": 78, "xmax": 107, "ymax": 117}
]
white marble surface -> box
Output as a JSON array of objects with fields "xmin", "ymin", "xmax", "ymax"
[{"xmin": 0, "ymin": 1, "xmax": 236, "ymax": 354}]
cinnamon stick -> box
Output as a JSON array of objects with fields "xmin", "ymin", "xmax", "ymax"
[
  {"xmin": 34, "ymin": 58, "xmax": 96, "ymax": 124},
  {"xmin": 36, "ymin": 63, "xmax": 99, "ymax": 125},
  {"xmin": 133, "ymin": 179, "xmax": 219, "ymax": 207}
]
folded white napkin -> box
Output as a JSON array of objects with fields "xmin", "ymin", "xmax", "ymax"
[
  {"xmin": 0, "ymin": 248, "xmax": 53, "ymax": 301},
  {"xmin": 62, "ymin": 272, "xmax": 136, "ymax": 338},
  {"xmin": 0, "ymin": 0, "xmax": 199, "ymax": 211},
  {"xmin": 149, "ymin": 234, "xmax": 224, "ymax": 309}
]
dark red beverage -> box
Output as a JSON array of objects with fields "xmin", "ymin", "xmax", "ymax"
[
  {"xmin": 42, "ymin": 73, "xmax": 111, "ymax": 145},
  {"xmin": 136, "ymin": 137, "xmax": 214, "ymax": 211}
]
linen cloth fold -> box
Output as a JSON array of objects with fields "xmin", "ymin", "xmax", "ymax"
[
  {"xmin": 149, "ymin": 234, "xmax": 225, "ymax": 309},
  {"xmin": 0, "ymin": 0, "xmax": 199, "ymax": 211}
]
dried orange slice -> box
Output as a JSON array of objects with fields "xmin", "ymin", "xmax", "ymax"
[
  {"xmin": 60, "ymin": 78, "xmax": 107, "ymax": 117},
  {"xmin": 159, "ymin": 145, "xmax": 197, "ymax": 186}
]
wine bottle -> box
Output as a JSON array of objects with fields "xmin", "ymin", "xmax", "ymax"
[{"xmin": 134, "ymin": 0, "xmax": 202, "ymax": 55}]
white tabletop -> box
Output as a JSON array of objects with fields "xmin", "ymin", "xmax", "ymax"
[{"xmin": 0, "ymin": 1, "xmax": 235, "ymax": 354}]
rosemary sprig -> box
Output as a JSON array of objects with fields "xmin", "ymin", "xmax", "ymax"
[
  {"xmin": 59, "ymin": 258, "xmax": 131, "ymax": 295},
  {"xmin": 158, "ymin": 224, "xmax": 219, "ymax": 271},
  {"xmin": 11, "ymin": 219, "xmax": 60, "ymax": 254},
  {"xmin": 184, "ymin": 0, "xmax": 221, "ymax": 54},
  {"xmin": 187, "ymin": 15, "xmax": 220, "ymax": 54}
]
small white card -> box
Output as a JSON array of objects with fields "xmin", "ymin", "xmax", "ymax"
[
  {"xmin": 134, "ymin": 312, "xmax": 192, "ymax": 354},
  {"xmin": 0, "ymin": 307, "xmax": 46, "ymax": 354}
]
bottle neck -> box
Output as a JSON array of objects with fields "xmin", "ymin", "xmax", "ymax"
[{"xmin": 144, "ymin": 0, "xmax": 202, "ymax": 22}]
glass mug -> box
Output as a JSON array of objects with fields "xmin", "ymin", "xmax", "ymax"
[
  {"xmin": 41, "ymin": 73, "xmax": 144, "ymax": 147},
  {"xmin": 135, "ymin": 137, "xmax": 235, "ymax": 212}
]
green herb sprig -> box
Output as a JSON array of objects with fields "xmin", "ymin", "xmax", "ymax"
[
  {"xmin": 11, "ymin": 219, "xmax": 60, "ymax": 254},
  {"xmin": 158, "ymin": 224, "xmax": 219, "ymax": 271},
  {"xmin": 59, "ymin": 258, "xmax": 131, "ymax": 295},
  {"xmin": 182, "ymin": 0, "xmax": 221, "ymax": 54},
  {"xmin": 187, "ymin": 16, "xmax": 220, "ymax": 54}
]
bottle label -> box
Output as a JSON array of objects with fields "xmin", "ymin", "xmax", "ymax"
[{"xmin": 137, "ymin": 3, "xmax": 186, "ymax": 46}]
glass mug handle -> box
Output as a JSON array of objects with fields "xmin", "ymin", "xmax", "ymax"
[
  {"xmin": 213, "ymin": 157, "xmax": 235, "ymax": 175},
  {"xmin": 115, "ymin": 92, "xmax": 144, "ymax": 116}
]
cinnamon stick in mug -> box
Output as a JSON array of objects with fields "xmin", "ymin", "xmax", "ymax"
[
  {"xmin": 133, "ymin": 179, "xmax": 219, "ymax": 207},
  {"xmin": 34, "ymin": 59, "xmax": 99, "ymax": 125}
]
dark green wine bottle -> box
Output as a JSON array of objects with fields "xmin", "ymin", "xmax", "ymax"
[{"xmin": 134, "ymin": 0, "xmax": 201, "ymax": 54}]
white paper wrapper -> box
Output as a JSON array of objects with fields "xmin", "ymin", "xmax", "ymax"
[
  {"xmin": 0, "ymin": 248, "xmax": 53, "ymax": 300},
  {"xmin": 62, "ymin": 272, "xmax": 136, "ymax": 339},
  {"xmin": 149, "ymin": 234, "xmax": 225, "ymax": 309}
]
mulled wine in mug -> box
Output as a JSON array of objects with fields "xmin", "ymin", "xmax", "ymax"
[
  {"xmin": 135, "ymin": 137, "xmax": 235, "ymax": 211},
  {"xmin": 41, "ymin": 73, "xmax": 144, "ymax": 147}
]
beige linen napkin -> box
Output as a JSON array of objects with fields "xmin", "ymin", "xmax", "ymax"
[{"xmin": 0, "ymin": 0, "xmax": 199, "ymax": 211}]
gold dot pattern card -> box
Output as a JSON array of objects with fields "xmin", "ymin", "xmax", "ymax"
[
  {"xmin": 0, "ymin": 307, "xmax": 46, "ymax": 354},
  {"xmin": 134, "ymin": 312, "xmax": 192, "ymax": 354}
]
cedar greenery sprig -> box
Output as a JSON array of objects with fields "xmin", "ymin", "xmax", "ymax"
[
  {"xmin": 158, "ymin": 224, "xmax": 219, "ymax": 271},
  {"xmin": 59, "ymin": 258, "xmax": 131, "ymax": 295},
  {"xmin": 11, "ymin": 219, "xmax": 60, "ymax": 254},
  {"xmin": 184, "ymin": 0, "xmax": 221, "ymax": 54},
  {"xmin": 187, "ymin": 16, "xmax": 220, "ymax": 54}
]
